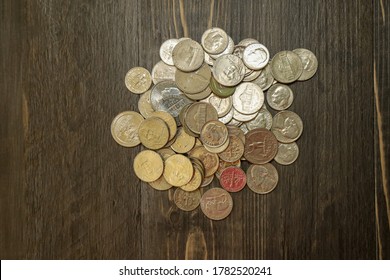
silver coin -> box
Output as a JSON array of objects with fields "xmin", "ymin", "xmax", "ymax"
[
  {"xmin": 213, "ymin": 54, "xmax": 246, "ymax": 86},
  {"xmin": 232, "ymin": 108, "xmax": 258, "ymax": 122},
  {"xmin": 266, "ymin": 83, "xmax": 294, "ymax": 111},
  {"xmin": 243, "ymin": 43, "xmax": 270, "ymax": 70},
  {"xmin": 239, "ymin": 123, "xmax": 249, "ymax": 134},
  {"xmin": 151, "ymin": 60, "xmax": 176, "ymax": 84},
  {"xmin": 218, "ymin": 108, "xmax": 234, "ymax": 124},
  {"xmin": 232, "ymin": 82, "xmax": 264, "ymax": 114},
  {"xmin": 205, "ymin": 93, "xmax": 233, "ymax": 117},
  {"xmin": 201, "ymin": 27, "xmax": 228, "ymax": 55},
  {"xmin": 172, "ymin": 39, "xmax": 204, "ymax": 72},
  {"xmin": 245, "ymin": 107, "xmax": 273, "ymax": 130},
  {"xmin": 210, "ymin": 36, "xmax": 235, "ymax": 59},
  {"xmin": 204, "ymin": 52, "xmax": 215, "ymax": 66},
  {"xmin": 274, "ymin": 142, "xmax": 299, "ymax": 165},
  {"xmin": 293, "ymin": 48, "xmax": 318, "ymax": 81},
  {"xmin": 270, "ymin": 51, "xmax": 303, "ymax": 83},
  {"xmin": 252, "ymin": 63, "xmax": 274, "ymax": 91},
  {"xmin": 159, "ymin": 38, "xmax": 179, "ymax": 66},
  {"xmin": 271, "ymin": 110, "xmax": 303, "ymax": 143},
  {"xmin": 243, "ymin": 69, "xmax": 262, "ymax": 82},
  {"xmin": 237, "ymin": 38, "xmax": 260, "ymax": 47},
  {"xmin": 227, "ymin": 118, "xmax": 242, "ymax": 127},
  {"xmin": 185, "ymin": 86, "xmax": 212, "ymax": 101}
]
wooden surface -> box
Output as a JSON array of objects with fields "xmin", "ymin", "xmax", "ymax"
[{"xmin": 1, "ymin": 0, "xmax": 389, "ymax": 259}]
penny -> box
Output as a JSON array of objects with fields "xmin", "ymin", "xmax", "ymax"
[
  {"xmin": 246, "ymin": 163, "xmax": 279, "ymax": 194},
  {"xmin": 218, "ymin": 135, "xmax": 245, "ymax": 162},
  {"xmin": 149, "ymin": 175, "xmax": 172, "ymax": 191},
  {"xmin": 270, "ymin": 51, "xmax": 303, "ymax": 84},
  {"xmin": 201, "ymin": 27, "xmax": 229, "ymax": 55},
  {"xmin": 125, "ymin": 67, "xmax": 152, "ymax": 94},
  {"xmin": 200, "ymin": 120, "xmax": 228, "ymax": 149},
  {"xmin": 181, "ymin": 167, "xmax": 203, "ymax": 192},
  {"xmin": 138, "ymin": 90, "xmax": 155, "ymax": 118},
  {"xmin": 209, "ymin": 36, "xmax": 235, "ymax": 59},
  {"xmin": 293, "ymin": 48, "xmax": 318, "ymax": 81},
  {"xmin": 245, "ymin": 107, "xmax": 273, "ymax": 130},
  {"xmin": 201, "ymin": 175, "xmax": 214, "ymax": 187},
  {"xmin": 175, "ymin": 63, "xmax": 211, "ymax": 94},
  {"xmin": 232, "ymin": 82, "xmax": 264, "ymax": 115},
  {"xmin": 163, "ymin": 154, "xmax": 194, "ymax": 187},
  {"xmin": 213, "ymin": 54, "xmax": 246, "ymax": 86},
  {"xmin": 185, "ymin": 102, "xmax": 218, "ymax": 135},
  {"xmin": 200, "ymin": 188, "xmax": 233, "ymax": 220},
  {"xmin": 218, "ymin": 108, "xmax": 234, "ymax": 124},
  {"xmin": 220, "ymin": 166, "xmax": 246, "ymax": 193},
  {"xmin": 243, "ymin": 43, "xmax": 270, "ymax": 70},
  {"xmin": 205, "ymin": 93, "xmax": 233, "ymax": 117},
  {"xmin": 111, "ymin": 111, "xmax": 144, "ymax": 147},
  {"xmin": 274, "ymin": 142, "xmax": 299, "ymax": 165},
  {"xmin": 174, "ymin": 188, "xmax": 201, "ymax": 211},
  {"xmin": 266, "ymin": 84, "xmax": 294, "ymax": 111},
  {"xmin": 172, "ymin": 39, "xmax": 204, "ymax": 72},
  {"xmin": 150, "ymin": 111, "xmax": 177, "ymax": 140},
  {"xmin": 188, "ymin": 146, "xmax": 219, "ymax": 177},
  {"xmin": 215, "ymin": 159, "xmax": 241, "ymax": 179},
  {"xmin": 133, "ymin": 150, "xmax": 164, "ymax": 182},
  {"xmin": 138, "ymin": 116, "xmax": 170, "ymax": 150},
  {"xmin": 151, "ymin": 61, "xmax": 176, "ymax": 84},
  {"xmin": 209, "ymin": 76, "xmax": 236, "ymax": 98},
  {"xmin": 244, "ymin": 128, "xmax": 278, "ymax": 164},
  {"xmin": 170, "ymin": 127, "xmax": 196, "ymax": 154},
  {"xmin": 272, "ymin": 111, "xmax": 303, "ymax": 143},
  {"xmin": 159, "ymin": 38, "xmax": 179, "ymax": 66},
  {"xmin": 252, "ymin": 64, "xmax": 274, "ymax": 91}
]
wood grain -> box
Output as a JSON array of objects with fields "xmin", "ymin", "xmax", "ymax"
[{"xmin": 0, "ymin": 0, "xmax": 388, "ymax": 259}]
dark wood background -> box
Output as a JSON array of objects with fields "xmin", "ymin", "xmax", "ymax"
[{"xmin": 1, "ymin": 0, "xmax": 389, "ymax": 259}]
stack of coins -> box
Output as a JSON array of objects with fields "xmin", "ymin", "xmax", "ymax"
[{"xmin": 111, "ymin": 27, "xmax": 318, "ymax": 220}]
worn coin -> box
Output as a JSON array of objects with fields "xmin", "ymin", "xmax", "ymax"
[
  {"xmin": 174, "ymin": 188, "xmax": 201, "ymax": 211},
  {"xmin": 201, "ymin": 175, "xmax": 214, "ymax": 187},
  {"xmin": 181, "ymin": 167, "xmax": 203, "ymax": 192},
  {"xmin": 201, "ymin": 27, "xmax": 229, "ymax": 55},
  {"xmin": 266, "ymin": 83, "xmax": 294, "ymax": 111},
  {"xmin": 220, "ymin": 166, "xmax": 246, "ymax": 193},
  {"xmin": 205, "ymin": 93, "xmax": 233, "ymax": 117},
  {"xmin": 159, "ymin": 38, "xmax": 179, "ymax": 66},
  {"xmin": 232, "ymin": 108, "xmax": 258, "ymax": 122},
  {"xmin": 243, "ymin": 69, "xmax": 262, "ymax": 82},
  {"xmin": 185, "ymin": 102, "xmax": 218, "ymax": 135},
  {"xmin": 213, "ymin": 54, "xmax": 246, "ymax": 86},
  {"xmin": 151, "ymin": 60, "xmax": 176, "ymax": 84},
  {"xmin": 185, "ymin": 86, "xmax": 212, "ymax": 101},
  {"xmin": 163, "ymin": 154, "xmax": 194, "ymax": 187},
  {"xmin": 274, "ymin": 142, "xmax": 299, "ymax": 165},
  {"xmin": 215, "ymin": 159, "xmax": 241, "ymax": 179},
  {"xmin": 125, "ymin": 67, "xmax": 152, "ymax": 94},
  {"xmin": 156, "ymin": 147, "xmax": 176, "ymax": 160},
  {"xmin": 203, "ymin": 136, "xmax": 230, "ymax": 154},
  {"xmin": 218, "ymin": 108, "xmax": 234, "ymax": 124},
  {"xmin": 252, "ymin": 64, "xmax": 274, "ymax": 91},
  {"xmin": 270, "ymin": 51, "xmax": 303, "ymax": 83},
  {"xmin": 293, "ymin": 48, "xmax": 318, "ymax": 81},
  {"xmin": 188, "ymin": 146, "xmax": 219, "ymax": 177},
  {"xmin": 138, "ymin": 116, "xmax": 170, "ymax": 150},
  {"xmin": 244, "ymin": 128, "xmax": 278, "ymax": 164},
  {"xmin": 237, "ymin": 38, "xmax": 260, "ymax": 47},
  {"xmin": 232, "ymin": 82, "xmax": 264, "ymax": 115},
  {"xmin": 138, "ymin": 90, "xmax": 155, "ymax": 118},
  {"xmin": 209, "ymin": 36, "xmax": 235, "ymax": 59},
  {"xmin": 133, "ymin": 150, "xmax": 164, "ymax": 182},
  {"xmin": 209, "ymin": 76, "xmax": 236, "ymax": 98},
  {"xmin": 200, "ymin": 120, "xmax": 228, "ymax": 149},
  {"xmin": 111, "ymin": 111, "xmax": 144, "ymax": 147},
  {"xmin": 172, "ymin": 39, "xmax": 204, "ymax": 72},
  {"xmin": 272, "ymin": 111, "xmax": 303, "ymax": 143},
  {"xmin": 175, "ymin": 63, "xmax": 211, "ymax": 94},
  {"xmin": 150, "ymin": 111, "xmax": 177, "ymax": 140},
  {"xmin": 227, "ymin": 125, "xmax": 245, "ymax": 144},
  {"xmin": 243, "ymin": 43, "xmax": 270, "ymax": 70},
  {"xmin": 149, "ymin": 175, "xmax": 172, "ymax": 191},
  {"xmin": 200, "ymin": 188, "xmax": 233, "ymax": 220},
  {"xmin": 246, "ymin": 163, "xmax": 279, "ymax": 194},
  {"xmin": 170, "ymin": 127, "xmax": 196, "ymax": 154},
  {"xmin": 218, "ymin": 135, "xmax": 245, "ymax": 162}
]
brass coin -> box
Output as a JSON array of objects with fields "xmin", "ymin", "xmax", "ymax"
[
  {"xmin": 150, "ymin": 111, "xmax": 177, "ymax": 140},
  {"xmin": 200, "ymin": 120, "xmax": 228, "ymax": 149},
  {"xmin": 125, "ymin": 67, "xmax": 152, "ymax": 94},
  {"xmin": 271, "ymin": 111, "xmax": 303, "ymax": 143},
  {"xmin": 170, "ymin": 127, "xmax": 196, "ymax": 154},
  {"xmin": 172, "ymin": 39, "xmax": 204, "ymax": 72},
  {"xmin": 188, "ymin": 146, "xmax": 219, "ymax": 177},
  {"xmin": 181, "ymin": 167, "xmax": 203, "ymax": 192},
  {"xmin": 149, "ymin": 175, "xmax": 172, "ymax": 191},
  {"xmin": 138, "ymin": 90, "xmax": 155, "ymax": 118},
  {"xmin": 185, "ymin": 102, "xmax": 218, "ymax": 135},
  {"xmin": 244, "ymin": 128, "xmax": 278, "ymax": 164},
  {"xmin": 218, "ymin": 135, "xmax": 245, "ymax": 163},
  {"xmin": 111, "ymin": 111, "xmax": 144, "ymax": 147},
  {"xmin": 156, "ymin": 147, "xmax": 176, "ymax": 160},
  {"xmin": 138, "ymin": 116, "xmax": 170, "ymax": 150},
  {"xmin": 246, "ymin": 163, "xmax": 279, "ymax": 194},
  {"xmin": 200, "ymin": 188, "xmax": 233, "ymax": 220},
  {"xmin": 175, "ymin": 63, "xmax": 211, "ymax": 94},
  {"xmin": 274, "ymin": 142, "xmax": 299, "ymax": 165},
  {"xmin": 174, "ymin": 188, "xmax": 201, "ymax": 211},
  {"xmin": 163, "ymin": 154, "xmax": 194, "ymax": 187},
  {"xmin": 133, "ymin": 150, "xmax": 164, "ymax": 182}
]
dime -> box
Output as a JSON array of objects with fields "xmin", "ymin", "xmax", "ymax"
[
  {"xmin": 244, "ymin": 128, "xmax": 278, "ymax": 164},
  {"xmin": 172, "ymin": 39, "xmax": 204, "ymax": 72},
  {"xmin": 213, "ymin": 54, "xmax": 246, "ymax": 86},
  {"xmin": 245, "ymin": 107, "xmax": 273, "ymax": 130},
  {"xmin": 203, "ymin": 136, "xmax": 230, "ymax": 154},
  {"xmin": 201, "ymin": 27, "xmax": 229, "ymax": 55},
  {"xmin": 174, "ymin": 188, "xmax": 201, "ymax": 211},
  {"xmin": 205, "ymin": 93, "xmax": 233, "ymax": 117},
  {"xmin": 220, "ymin": 166, "xmax": 246, "ymax": 192},
  {"xmin": 188, "ymin": 146, "xmax": 219, "ymax": 177},
  {"xmin": 200, "ymin": 188, "xmax": 233, "ymax": 220},
  {"xmin": 159, "ymin": 38, "xmax": 179, "ymax": 66},
  {"xmin": 138, "ymin": 116, "xmax": 170, "ymax": 150},
  {"xmin": 175, "ymin": 63, "xmax": 211, "ymax": 94},
  {"xmin": 232, "ymin": 82, "xmax": 264, "ymax": 115},
  {"xmin": 163, "ymin": 154, "xmax": 194, "ymax": 187},
  {"xmin": 149, "ymin": 175, "xmax": 172, "ymax": 191},
  {"xmin": 270, "ymin": 51, "xmax": 303, "ymax": 83},
  {"xmin": 170, "ymin": 127, "xmax": 196, "ymax": 154},
  {"xmin": 185, "ymin": 102, "xmax": 218, "ymax": 135},
  {"xmin": 243, "ymin": 69, "xmax": 262, "ymax": 82},
  {"xmin": 133, "ymin": 150, "xmax": 164, "ymax": 182},
  {"xmin": 266, "ymin": 84, "xmax": 294, "ymax": 111},
  {"xmin": 111, "ymin": 111, "xmax": 144, "ymax": 147},
  {"xmin": 293, "ymin": 48, "xmax": 318, "ymax": 81},
  {"xmin": 200, "ymin": 120, "xmax": 228, "ymax": 149},
  {"xmin": 138, "ymin": 90, "xmax": 155, "ymax": 118},
  {"xmin": 209, "ymin": 36, "xmax": 235, "ymax": 59},
  {"xmin": 151, "ymin": 61, "xmax": 176, "ymax": 84},
  {"xmin": 218, "ymin": 135, "xmax": 245, "ymax": 162},
  {"xmin": 252, "ymin": 64, "xmax": 274, "ymax": 91},
  {"xmin": 243, "ymin": 43, "xmax": 270, "ymax": 70},
  {"xmin": 181, "ymin": 167, "xmax": 203, "ymax": 192},
  {"xmin": 274, "ymin": 142, "xmax": 299, "ymax": 165},
  {"xmin": 125, "ymin": 67, "xmax": 152, "ymax": 94},
  {"xmin": 150, "ymin": 111, "xmax": 177, "ymax": 141},
  {"xmin": 246, "ymin": 163, "xmax": 279, "ymax": 194},
  {"xmin": 272, "ymin": 111, "xmax": 303, "ymax": 143},
  {"xmin": 209, "ymin": 76, "xmax": 236, "ymax": 98}
]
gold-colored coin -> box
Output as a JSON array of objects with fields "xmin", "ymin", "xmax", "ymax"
[
  {"xmin": 111, "ymin": 111, "xmax": 144, "ymax": 147},
  {"xmin": 149, "ymin": 175, "xmax": 172, "ymax": 191},
  {"xmin": 170, "ymin": 127, "xmax": 196, "ymax": 154},
  {"xmin": 133, "ymin": 150, "xmax": 164, "ymax": 182},
  {"xmin": 156, "ymin": 147, "xmax": 176, "ymax": 160},
  {"xmin": 163, "ymin": 154, "xmax": 194, "ymax": 187},
  {"xmin": 138, "ymin": 90, "xmax": 155, "ymax": 118},
  {"xmin": 138, "ymin": 116, "xmax": 170, "ymax": 150},
  {"xmin": 150, "ymin": 111, "xmax": 177, "ymax": 140},
  {"xmin": 188, "ymin": 146, "xmax": 219, "ymax": 177},
  {"xmin": 181, "ymin": 167, "xmax": 203, "ymax": 192},
  {"xmin": 174, "ymin": 188, "xmax": 201, "ymax": 211},
  {"xmin": 125, "ymin": 67, "xmax": 152, "ymax": 94}
]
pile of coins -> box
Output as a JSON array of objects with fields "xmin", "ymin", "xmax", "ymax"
[{"xmin": 111, "ymin": 27, "xmax": 318, "ymax": 220}]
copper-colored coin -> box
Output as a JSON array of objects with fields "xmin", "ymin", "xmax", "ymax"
[
  {"xmin": 218, "ymin": 135, "xmax": 245, "ymax": 162},
  {"xmin": 138, "ymin": 116, "xmax": 170, "ymax": 150},
  {"xmin": 181, "ymin": 167, "xmax": 203, "ymax": 192},
  {"xmin": 246, "ymin": 163, "xmax": 279, "ymax": 194},
  {"xmin": 111, "ymin": 111, "xmax": 144, "ymax": 147},
  {"xmin": 125, "ymin": 67, "xmax": 152, "ymax": 94},
  {"xmin": 133, "ymin": 150, "xmax": 164, "ymax": 182},
  {"xmin": 174, "ymin": 188, "xmax": 201, "ymax": 211},
  {"xmin": 175, "ymin": 63, "xmax": 211, "ymax": 94},
  {"xmin": 150, "ymin": 111, "xmax": 177, "ymax": 141},
  {"xmin": 163, "ymin": 154, "xmax": 194, "ymax": 187},
  {"xmin": 188, "ymin": 146, "xmax": 219, "ymax": 177},
  {"xmin": 185, "ymin": 102, "xmax": 218, "ymax": 135},
  {"xmin": 244, "ymin": 128, "xmax": 278, "ymax": 164},
  {"xmin": 219, "ymin": 166, "xmax": 246, "ymax": 192},
  {"xmin": 200, "ymin": 188, "xmax": 233, "ymax": 220},
  {"xmin": 170, "ymin": 127, "xmax": 196, "ymax": 154},
  {"xmin": 200, "ymin": 120, "xmax": 228, "ymax": 149}
]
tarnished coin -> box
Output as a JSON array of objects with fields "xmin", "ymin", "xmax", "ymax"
[
  {"xmin": 174, "ymin": 188, "xmax": 201, "ymax": 211},
  {"xmin": 151, "ymin": 61, "xmax": 176, "ymax": 84},
  {"xmin": 189, "ymin": 146, "xmax": 219, "ymax": 177},
  {"xmin": 185, "ymin": 102, "xmax": 218, "ymax": 135},
  {"xmin": 243, "ymin": 43, "xmax": 270, "ymax": 70},
  {"xmin": 252, "ymin": 64, "xmax": 274, "ymax": 91},
  {"xmin": 209, "ymin": 36, "xmax": 235, "ymax": 59},
  {"xmin": 220, "ymin": 166, "xmax": 246, "ymax": 192},
  {"xmin": 266, "ymin": 84, "xmax": 294, "ymax": 111},
  {"xmin": 133, "ymin": 150, "xmax": 164, "ymax": 182},
  {"xmin": 149, "ymin": 175, "xmax": 172, "ymax": 191},
  {"xmin": 172, "ymin": 39, "xmax": 204, "ymax": 72},
  {"xmin": 163, "ymin": 154, "xmax": 194, "ymax": 187},
  {"xmin": 138, "ymin": 90, "xmax": 155, "ymax": 118},
  {"xmin": 213, "ymin": 54, "xmax": 246, "ymax": 86},
  {"xmin": 293, "ymin": 48, "xmax": 318, "ymax": 81},
  {"xmin": 111, "ymin": 111, "xmax": 144, "ymax": 147},
  {"xmin": 150, "ymin": 111, "xmax": 177, "ymax": 140},
  {"xmin": 181, "ymin": 167, "xmax": 203, "ymax": 192},
  {"xmin": 246, "ymin": 163, "xmax": 278, "ymax": 194},
  {"xmin": 272, "ymin": 111, "xmax": 303, "ymax": 143},
  {"xmin": 170, "ymin": 127, "xmax": 196, "ymax": 154},
  {"xmin": 125, "ymin": 67, "xmax": 152, "ymax": 94},
  {"xmin": 159, "ymin": 38, "xmax": 179, "ymax": 66},
  {"xmin": 175, "ymin": 63, "xmax": 211, "ymax": 94},
  {"xmin": 150, "ymin": 81, "xmax": 192, "ymax": 118},
  {"xmin": 205, "ymin": 93, "xmax": 233, "ymax": 117},
  {"xmin": 245, "ymin": 107, "xmax": 273, "ymax": 130},
  {"xmin": 209, "ymin": 76, "xmax": 236, "ymax": 98},
  {"xmin": 138, "ymin": 116, "xmax": 170, "ymax": 150},
  {"xmin": 218, "ymin": 135, "xmax": 245, "ymax": 162},
  {"xmin": 201, "ymin": 27, "xmax": 229, "ymax": 55},
  {"xmin": 200, "ymin": 120, "xmax": 228, "ymax": 149},
  {"xmin": 200, "ymin": 188, "xmax": 233, "ymax": 220},
  {"xmin": 218, "ymin": 108, "xmax": 234, "ymax": 124},
  {"xmin": 232, "ymin": 82, "xmax": 264, "ymax": 115},
  {"xmin": 270, "ymin": 51, "xmax": 303, "ymax": 84},
  {"xmin": 274, "ymin": 142, "xmax": 299, "ymax": 165},
  {"xmin": 244, "ymin": 128, "xmax": 278, "ymax": 164}
]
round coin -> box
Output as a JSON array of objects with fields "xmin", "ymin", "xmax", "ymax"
[
  {"xmin": 245, "ymin": 107, "xmax": 273, "ymax": 130},
  {"xmin": 159, "ymin": 38, "xmax": 179, "ymax": 66},
  {"xmin": 188, "ymin": 146, "xmax": 219, "ymax": 177},
  {"xmin": 213, "ymin": 54, "xmax": 246, "ymax": 86},
  {"xmin": 270, "ymin": 51, "xmax": 303, "ymax": 84},
  {"xmin": 266, "ymin": 84, "xmax": 294, "ymax": 111},
  {"xmin": 149, "ymin": 175, "xmax": 172, "ymax": 191},
  {"xmin": 138, "ymin": 116, "xmax": 170, "ymax": 150},
  {"xmin": 138, "ymin": 90, "xmax": 155, "ymax": 118},
  {"xmin": 181, "ymin": 167, "xmax": 203, "ymax": 192},
  {"xmin": 246, "ymin": 163, "xmax": 279, "ymax": 194},
  {"xmin": 244, "ymin": 128, "xmax": 278, "ymax": 164},
  {"xmin": 200, "ymin": 188, "xmax": 233, "ymax": 220},
  {"xmin": 242, "ymin": 43, "xmax": 270, "ymax": 70},
  {"xmin": 209, "ymin": 76, "xmax": 236, "ymax": 98},
  {"xmin": 172, "ymin": 39, "xmax": 204, "ymax": 72},
  {"xmin": 201, "ymin": 27, "xmax": 229, "ymax": 55},
  {"xmin": 220, "ymin": 166, "xmax": 246, "ymax": 192},
  {"xmin": 271, "ymin": 111, "xmax": 303, "ymax": 143},
  {"xmin": 218, "ymin": 135, "xmax": 245, "ymax": 162},
  {"xmin": 151, "ymin": 61, "xmax": 176, "ymax": 84},
  {"xmin": 175, "ymin": 63, "xmax": 211, "ymax": 94},
  {"xmin": 252, "ymin": 64, "xmax": 274, "ymax": 91},
  {"xmin": 274, "ymin": 142, "xmax": 299, "ymax": 165},
  {"xmin": 150, "ymin": 111, "xmax": 177, "ymax": 140},
  {"xmin": 205, "ymin": 93, "xmax": 233, "ymax": 117},
  {"xmin": 209, "ymin": 36, "xmax": 235, "ymax": 59},
  {"xmin": 232, "ymin": 82, "xmax": 264, "ymax": 115},
  {"xmin": 125, "ymin": 67, "xmax": 152, "ymax": 94},
  {"xmin": 163, "ymin": 154, "xmax": 194, "ymax": 187},
  {"xmin": 293, "ymin": 48, "xmax": 318, "ymax": 81},
  {"xmin": 133, "ymin": 150, "xmax": 164, "ymax": 182},
  {"xmin": 111, "ymin": 111, "xmax": 144, "ymax": 147},
  {"xmin": 185, "ymin": 102, "xmax": 218, "ymax": 135},
  {"xmin": 174, "ymin": 188, "xmax": 201, "ymax": 211},
  {"xmin": 170, "ymin": 127, "xmax": 196, "ymax": 154},
  {"xmin": 200, "ymin": 120, "xmax": 228, "ymax": 149}
]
